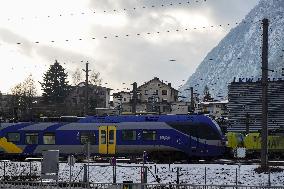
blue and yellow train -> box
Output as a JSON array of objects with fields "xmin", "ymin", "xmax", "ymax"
[{"xmin": 0, "ymin": 115, "xmax": 227, "ymax": 161}]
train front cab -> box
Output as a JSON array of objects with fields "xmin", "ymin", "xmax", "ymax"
[
  {"xmin": 225, "ymin": 132, "xmax": 245, "ymax": 157},
  {"xmin": 98, "ymin": 125, "xmax": 116, "ymax": 155}
]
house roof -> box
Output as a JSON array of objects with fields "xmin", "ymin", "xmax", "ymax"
[
  {"xmin": 75, "ymin": 82, "xmax": 112, "ymax": 90},
  {"xmin": 137, "ymin": 77, "xmax": 178, "ymax": 92},
  {"xmin": 199, "ymin": 100, "xmax": 228, "ymax": 105},
  {"xmin": 112, "ymin": 91, "xmax": 131, "ymax": 98}
]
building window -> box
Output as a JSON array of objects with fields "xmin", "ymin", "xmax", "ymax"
[
  {"xmin": 7, "ymin": 132, "xmax": 20, "ymax": 142},
  {"xmin": 162, "ymin": 90, "xmax": 167, "ymax": 95},
  {"xmin": 124, "ymin": 98, "xmax": 127, "ymax": 102},
  {"xmin": 142, "ymin": 130, "xmax": 156, "ymax": 140},
  {"xmin": 153, "ymin": 90, "xmax": 158, "ymax": 95},
  {"xmin": 43, "ymin": 133, "xmax": 56, "ymax": 144},
  {"xmin": 122, "ymin": 130, "xmax": 136, "ymax": 141},
  {"xmin": 163, "ymin": 106, "xmax": 168, "ymax": 112},
  {"xmin": 145, "ymin": 90, "xmax": 148, "ymax": 95},
  {"xmin": 81, "ymin": 132, "xmax": 96, "ymax": 145},
  {"xmin": 25, "ymin": 133, "xmax": 38, "ymax": 144}
]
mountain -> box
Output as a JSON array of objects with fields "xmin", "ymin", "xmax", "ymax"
[{"xmin": 180, "ymin": 0, "xmax": 284, "ymax": 101}]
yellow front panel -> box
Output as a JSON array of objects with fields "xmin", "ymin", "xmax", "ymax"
[
  {"xmin": 0, "ymin": 137, "xmax": 23, "ymax": 153},
  {"xmin": 98, "ymin": 126, "xmax": 116, "ymax": 155}
]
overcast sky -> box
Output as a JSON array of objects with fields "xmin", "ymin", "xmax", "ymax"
[{"xmin": 0, "ymin": 0, "xmax": 260, "ymax": 95}]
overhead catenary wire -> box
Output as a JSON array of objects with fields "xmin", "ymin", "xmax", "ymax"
[
  {"xmin": 2, "ymin": 0, "xmax": 283, "ymax": 23},
  {"xmin": 2, "ymin": 0, "xmax": 210, "ymax": 22},
  {"xmin": 12, "ymin": 16, "xmax": 279, "ymax": 46}
]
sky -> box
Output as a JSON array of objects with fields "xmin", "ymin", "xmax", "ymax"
[{"xmin": 0, "ymin": 0, "xmax": 260, "ymax": 95}]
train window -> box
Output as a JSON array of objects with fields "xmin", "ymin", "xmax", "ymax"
[
  {"xmin": 196, "ymin": 124, "xmax": 219, "ymax": 140},
  {"xmin": 122, "ymin": 130, "xmax": 136, "ymax": 141},
  {"xmin": 7, "ymin": 132, "xmax": 20, "ymax": 142},
  {"xmin": 109, "ymin": 130, "xmax": 114, "ymax": 144},
  {"xmin": 25, "ymin": 133, "xmax": 38, "ymax": 144},
  {"xmin": 43, "ymin": 133, "xmax": 55, "ymax": 144},
  {"xmin": 101, "ymin": 130, "xmax": 106, "ymax": 144},
  {"xmin": 168, "ymin": 122, "xmax": 197, "ymax": 137},
  {"xmin": 81, "ymin": 132, "xmax": 96, "ymax": 145},
  {"xmin": 142, "ymin": 130, "xmax": 156, "ymax": 140}
]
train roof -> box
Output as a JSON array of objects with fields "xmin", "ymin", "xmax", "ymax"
[
  {"xmin": 78, "ymin": 114, "xmax": 211, "ymax": 123},
  {"xmin": 0, "ymin": 115, "xmax": 213, "ymax": 126},
  {"xmin": 0, "ymin": 115, "xmax": 222, "ymax": 134}
]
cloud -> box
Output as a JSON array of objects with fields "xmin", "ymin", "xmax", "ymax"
[
  {"xmin": 0, "ymin": 0, "xmax": 260, "ymax": 93},
  {"xmin": 0, "ymin": 27, "xmax": 33, "ymax": 55}
]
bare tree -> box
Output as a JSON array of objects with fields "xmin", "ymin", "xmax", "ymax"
[
  {"xmin": 23, "ymin": 74, "xmax": 37, "ymax": 98},
  {"xmin": 72, "ymin": 66, "xmax": 102, "ymax": 86},
  {"xmin": 72, "ymin": 68, "xmax": 83, "ymax": 86},
  {"xmin": 10, "ymin": 74, "xmax": 37, "ymax": 120},
  {"xmin": 89, "ymin": 70, "xmax": 102, "ymax": 86}
]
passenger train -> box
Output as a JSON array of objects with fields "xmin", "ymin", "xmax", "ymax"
[{"xmin": 0, "ymin": 115, "xmax": 227, "ymax": 161}]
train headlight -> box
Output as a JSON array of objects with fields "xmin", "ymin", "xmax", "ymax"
[{"xmin": 221, "ymin": 140, "xmax": 228, "ymax": 146}]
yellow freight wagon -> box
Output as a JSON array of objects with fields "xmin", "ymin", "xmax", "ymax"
[{"xmin": 244, "ymin": 132, "xmax": 284, "ymax": 158}]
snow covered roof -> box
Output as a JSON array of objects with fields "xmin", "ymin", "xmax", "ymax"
[{"xmin": 200, "ymin": 100, "xmax": 228, "ymax": 105}]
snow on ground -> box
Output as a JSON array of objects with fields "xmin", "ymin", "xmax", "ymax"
[{"xmin": 0, "ymin": 161, "xmax": 283, "ymax": 186}]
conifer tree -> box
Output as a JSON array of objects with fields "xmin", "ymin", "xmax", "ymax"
[
  {"xmin": 203, "ymin": 85, "xmax": 213, "ymax": 102},
  {"xmin": 41, "ymin": 60, "xmax": 70, "ymax": 103}
]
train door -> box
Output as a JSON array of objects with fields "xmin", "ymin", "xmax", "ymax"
[{"xmin": 99, "ymin": 126, "xmax": 116, "ymax": 155}]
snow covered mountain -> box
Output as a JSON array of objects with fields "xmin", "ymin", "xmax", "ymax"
[{"xmin": 180, "ymin": 0, "xmax": 284, "ymax": 100}]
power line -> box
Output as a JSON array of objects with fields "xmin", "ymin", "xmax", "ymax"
[
  {"xmin": 2, "ymin": 0, "xmax": 209, "ymax": 22},
  {"xmin": 11, "ymin": 17, "xmax": 276, "ymax": 46}
]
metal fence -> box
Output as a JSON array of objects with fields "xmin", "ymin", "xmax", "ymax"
[
  {"xmin": 0, "ymin": 181, "xmax": 284, "ymax": 189},
  {"xmin": 0, "ymin": 161, "xmax": 283, "ymax": 186}
]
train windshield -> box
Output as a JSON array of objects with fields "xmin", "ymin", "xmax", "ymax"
[
  {"xmin": 211, "ymin": 119, "xmax": 223, "ymax": 136},
  {"xmin": 168, "ymin": 122, "xmax": 221, "ymax": 140}
]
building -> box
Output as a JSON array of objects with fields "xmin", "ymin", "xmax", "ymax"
[
  {"xmin": 0, "ymin": 93, "xmax": 13, "ymax": 120},
  {"xmin": 0, "ymin": 93, "xmax": 43, "ymax": 121},
  {"xmin": 65, "ymin": 82, "xmax": 112, "ymax": 115},
  {"xmin": 113, "ymin": 77, "xmax": 179, "ymax": 114},
  {"xmin": 137, "ymin": 77, "xmax": 179, "ymax": 113},
  {"xmin": 227, "ymin": 79, "xmax": 284, "ymax": 132},
  {"xmin": 196, "ymin": 100, "xmax": 228, "ymax": 118},
  {"xmin": 138, "ymin": 77, "xmax": 178, "ymax": 103},
  {"xmin": 171, "ymin": 102, "xmax": 191, "ymax": 114},
  {"xmin": 112, "ymin": 91, "xmax": 133, "ymax": 110}
]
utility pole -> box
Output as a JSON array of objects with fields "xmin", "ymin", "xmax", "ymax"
[
  {"xmin": 261, "ymin": 18, "xmax": 269, "ymax": 170},
  {"xmin": 245, "ymin": 113, "xmax": 250, "ymax": 135},
  {"xmin": 132, "ymin": 82, "xmax": 137, "ymax": 114},
  {"xmin": 82, "ymin": 61, "xmax": 91, "ymax": 116},
  {"xmin": 190, "ymin": 87, "xmax": 194, "ymax": 112}
]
